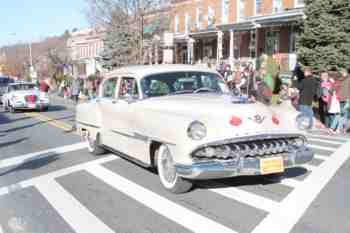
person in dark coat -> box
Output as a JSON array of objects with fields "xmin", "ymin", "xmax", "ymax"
[{"xmin": 296, "ymin": 67, "xmax": 319, "ymax": 130}]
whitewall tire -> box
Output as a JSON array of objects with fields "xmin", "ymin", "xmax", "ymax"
[
  {"xmin": 86, "ymin": 132, "xmax": 105, "ymax": 155},
  {"xmin": 156, "ymin": 144, "xmax": 192, "ymax": 193}
]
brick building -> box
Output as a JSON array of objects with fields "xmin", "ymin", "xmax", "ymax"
[
  {"xmin": 67, "ymin": 28, "xmax": 106, "ymax": 78},
  {"xmin": 171, "ymin": 0, "xmax": 305, "ymax": 71}
]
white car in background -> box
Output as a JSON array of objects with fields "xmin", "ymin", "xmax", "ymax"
[
  {"xmin": 2, "ymin": 82, "xmax": 50, "ymax": 112},
  {"xmin": 76, "ymin": 65, "xmax": 314, "ymax": 193}
]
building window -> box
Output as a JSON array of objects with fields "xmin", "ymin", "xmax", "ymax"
[
  {"xmin": 185, "ymin": 13, "xmax": 190, "ymax": 33},
  {"xmin": 196, "ymin": 7, "xmax": 203, "ymax": 30},
  {"xmin": 265, "ymin": 29, "xmax": 280, "ymax": 55},
  {"xmin": 273, "ymin": 0, "xmax": 283, "ymax": 13},
  {"xmin": 208, "ymin": 6, "xmax": 215, "ymax": 29},
  {"xmin": 221, "ymin": 0, "xmax": 230, "ymax": 24},
  {"xmin": 238, "ymin": 0, "xmax": 246, "ymax": 22},
  {"xmin": 295, "ymin": 0, "xmax": 304, "ymax": 7},
  {"xmin": 175, "ymin": 15, "xmax": 180, "ymax": 33},
  {"xmin": 249, "ymin": 31, "xmax": 256, "ymax": 58},
  {"xmin": 290, "ymin": 32, "xmax": 297, "ymax": 53},
  {"xmin": 256, "ymin": 0, "xmax": 262, "ymax": 15}
]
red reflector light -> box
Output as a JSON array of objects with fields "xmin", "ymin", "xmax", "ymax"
[
  {"xmin": 230, "ymin": 116, "xmax": 242, "ymax": 126},
  {"xmin": 25, "ymin": 95, "xmax": 37, "ymax": 103},
  {"xmin": 272, "ymin": 115, "xmax": 280, "ymax": 125}
]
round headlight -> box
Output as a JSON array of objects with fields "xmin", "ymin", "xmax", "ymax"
[
  {"xmin": 293, "ymin": 137, "xmax": 306, "ymax": 147},
  {"xmin": 187, "ymin": 121, "xmax": 207, "ymax": 140}
]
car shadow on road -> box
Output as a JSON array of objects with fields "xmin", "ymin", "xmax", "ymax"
[
  {"xmin": 0, "ymin": 152, "xmax": 60, "ymax": 177},
  {"xmin": 0, "ymin": 114, "xmax": 32, "ymax": 125},
  {"xmin": 195, "ymin": 167, "xmax": 308, "ymax": 190},
  {"xmin": 0, "ymin": 137, "xmax": 28, "ymax": 148},
  {"xmin": 44, "ymin": 105, "xmax": 68, "ymax": 112}
]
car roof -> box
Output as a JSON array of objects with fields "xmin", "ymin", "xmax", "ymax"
[{"xmin": 105, "ymin": 64, "xmax": 219, "ymax": 80}]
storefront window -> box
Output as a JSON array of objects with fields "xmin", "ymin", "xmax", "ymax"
[
  {"xmin": 290, "ymin": 32, "xmax": 297, "ymax": 53},
  {"xmin": 256, "ymin": 0, "xmax": 262, "ymax": 15},
  {"xmin": 273, "ymin": 0, "xmax": 283, "ymax": 13},
  {"xmin": 265, "ymin": 29, "xmax": 280, "ymax": 55},
  {"xmin": 295, "ymin": 0, "xmax": 304, "ymax": 7},
  {"xmin": 221, "ymin": 0, "xmax": 230, "ymax": 24},
  {"xmin": 249, "ymin": 31, "xmax": 256, "ymax": 58}
]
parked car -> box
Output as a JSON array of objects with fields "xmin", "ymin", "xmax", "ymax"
[
  {"xmin": 0, "ymin": 76, "xmax": 14, "ymax": 104},
  {"xmin": 2, "ymin": 82, "xmax": 50, "ymax": 112},
  {"xmin": 76, "ymin": 65, "xmax": 314, "ymax": 193}
]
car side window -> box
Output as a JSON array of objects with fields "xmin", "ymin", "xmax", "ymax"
[
  {"xmin": 119, "ymin": 77, "xmax": 139, "ymax": 99},
  {"xmin": 102, "ymin": 78, "xmax": 118, "ymax": 98}
]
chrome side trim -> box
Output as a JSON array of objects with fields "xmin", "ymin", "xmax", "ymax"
[
  {"xmin": 77, "ymin": 121, "xmax": 101, "ymax": 129},
  {"xmin": 110, "ymin": 130, "xmax": 176, "ymax": 146}
]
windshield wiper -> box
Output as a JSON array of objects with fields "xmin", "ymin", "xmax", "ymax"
[{"xmin": 169, "ymin": 90, "xmax": 194, "ymax": 95}]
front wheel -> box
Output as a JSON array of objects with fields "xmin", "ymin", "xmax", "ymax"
[
  {"xmin": 86, "ymin": 132, "xmax": 106, "ymax": 155},
  {"xmin": 156, "ymin": 145, "xmax": 193, "ymax": 193}
]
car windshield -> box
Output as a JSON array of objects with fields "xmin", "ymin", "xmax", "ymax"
[
  {"xmin": 141, "ymin": 71, "xmax": 228, "ymax": 98},
  {"xmin": 9, "ymin": 84, "xmax": 35, "ymax": 91}
]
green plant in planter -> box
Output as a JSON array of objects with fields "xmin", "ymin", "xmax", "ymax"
[{"xmin": 88, "ymin": 74, "xmax": 97, "ymax": 81}]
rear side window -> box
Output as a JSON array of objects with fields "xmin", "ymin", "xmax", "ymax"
[{"xmin": 102, "ymin": 78, "xmax": 118, "ymax": 98}]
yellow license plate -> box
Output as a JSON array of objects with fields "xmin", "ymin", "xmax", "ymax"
[{"xmin": 260, "ymin": 157, "xmax": 284, "ymax": 175}]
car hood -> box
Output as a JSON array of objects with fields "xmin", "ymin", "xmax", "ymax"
[{"xmin": 140, "ymin": 93, "xmax": 301, "ymax": 138}]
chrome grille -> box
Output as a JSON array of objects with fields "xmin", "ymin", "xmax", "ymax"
[{"xmin": 192, "ymin": 137, "xmax": 304, "ymax": 161}]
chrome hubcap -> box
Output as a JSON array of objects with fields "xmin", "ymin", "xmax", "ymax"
[{"xmin": 161, "ymin": 149, "xmax": 176, "ymax": 183}]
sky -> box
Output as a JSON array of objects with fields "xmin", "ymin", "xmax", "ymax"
[{"xmin": 0, "ymin": 0, "xmax": 89, "ymax": 47}]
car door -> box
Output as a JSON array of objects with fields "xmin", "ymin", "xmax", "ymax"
[
  {"xmin": 107, "ymin": 76, "xmax": 149, "ymax": 164},
  {"xmin": 98, "ymin": 77, "xmax": 119, "ymax": 147}
]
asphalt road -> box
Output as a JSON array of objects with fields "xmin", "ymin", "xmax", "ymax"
[{"xmin": 0, "ymin": 97, "xmax": 350, "ymax": 233}]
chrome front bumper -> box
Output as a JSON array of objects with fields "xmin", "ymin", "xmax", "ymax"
[{"xmin": 175, "ymin": 146, "xmax": 314, "ymax": 179}]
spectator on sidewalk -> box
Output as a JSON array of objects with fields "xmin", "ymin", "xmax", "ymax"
[
  {"xmin": 296, "ymin": 67, "xmax": 319, "ymax": 130},
  {"xmin": 71, "ymin": 78, "xmax": 81, "ymax": 104}
]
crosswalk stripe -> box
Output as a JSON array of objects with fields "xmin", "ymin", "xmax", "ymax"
[
  {"xmin": 279, "ymin": 178, "xmax": 300, "ymax": 188},
  {"xmin": 308, "ymin": 144, "xmax": 336, "ymax": 152},
  {"xmin": 307, "ymin": 134, "xmax": 348, "ymax": 142},
  {"xmin": 36, "ymin": 179, "xmax": 115, "ymax": 233},
  {"xmin": 302, "ymin": 164, "xmax": 316, "ymax": 172},
  {"xmin": 86, "ymin": 164, "xmax": 237, "ymax": 233},
  {"xmin": 307, "ymin": 138, "xmax": 341, "ymax": 146},
  {"xmin": 209, "ymin": 185, "xmax": 280, "ymax": 212},
  {"xmin": 0, "ymin": 142, "xmax": 87, "ymax": 170},
  {"xmin": 0, "ymin": 155, "xmax": 118, "ymax": 197},
  {"xmin": 314, "ymin": 154, "xmax": 329, "ymax": 161}
]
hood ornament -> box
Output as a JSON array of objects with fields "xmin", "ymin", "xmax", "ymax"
[{"xmin": 249, "ymin": 114, "xmax": 266, "ymax": 124}]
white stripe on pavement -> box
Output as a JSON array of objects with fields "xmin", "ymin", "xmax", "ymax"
[
  {"xmin": 307, "ymin": 138, "xmax": 341, "ymax": 146},
  {"xmin": 308, "ymin": 144, "xmax": 336, "ymax": 152},
  {"xmin": 280, "ymin": 178, "xmax": 301, "ymax": 188},
  {"xmin": 307, "ymin": 134, "xmax": 348, "ymax": 142},
  {"xmin": 252, "ymin": 140, "xmax": 350, "ymax": 233},
  {"xmin": 209, "ymin": 186, "xmax": 280, "ymax": 212},
  {"xmin": 0, "ymin": 142, "xmax": 87, "ymax": 170},
  {"xmin": 302, "ymin": 164, "xmax": 316, "ymax": 172},
  {"xmin": 36, "ymin": 179, "xmax": 115, "ymax": 233},
  {"xmin": 0, "ymin": 155, "xmax": 118, "ymax": 197},
  {"xmin": 314, "ymin": 154, "xmax": 329, "ymax": 161},
  {"xmin": 86, "ymin": 165, "xmax": 237, "ymax": 233}
]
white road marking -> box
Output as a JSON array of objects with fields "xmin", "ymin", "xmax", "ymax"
[
  {"xmin": 307, "ymin": 134, "xmax": 348, "ymax": 142},
  {"xmin": 314, "ymin": 154, "xmax": 329, "ymax": 161},
  {"xmin": 308, "ymin": 144, "xmax": 336, "ymax": 152},
  {"xmin": 0, "ymin": 155, "xmax": 118, "ymax": 197},
  {"xmin": 209, "ymin": 186, "xmax": 280, "ymax": 212},
  {"xmin": 0, "ymin": 224, "xmax": 3, "ymax": 233},
  {"xmin": 252, "ymin": 140, "xmax": 350, "ymax": 233},
  {"xmin": 36, "ymin": 179, "xmax": 114, "ymax": 233},
  {"xmin": 0, "ymin": 142, "xmax": 87, "ymax": 170},
  {"xmin": 307, "ymin": 138, "xmax": 341, "ymax": 146},
  {"xmin": 86, "ymin": 164, "xmax": 237, "ymax": 233},
  {"xmin": 280, "ymin": 178, "xmax": 301, "ymax": 188},
  {"xmin": 302, "ymin": 163, "xmax": 316, "ymax": 172}
]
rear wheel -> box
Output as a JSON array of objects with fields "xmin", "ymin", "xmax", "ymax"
[
  {"xmin": 86, "ymin": 132, "xmax": 105, "ymax": 155},
  {"xmin": 156, "ymin": 144, "xmax": 192, "ymax": 193}
]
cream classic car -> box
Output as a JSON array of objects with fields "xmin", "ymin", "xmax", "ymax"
[
  {"xmin": 76, "ymin": 65, "xmax": 314, "ymax": 193},
  {"xmin": 2, "ymin": 82, "xmax": 50, "ymax": 112}
]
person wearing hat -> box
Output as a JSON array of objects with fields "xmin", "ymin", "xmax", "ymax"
[{"xmin": 296, "ymin": 67, "xmax": 319, "ymax": 130}]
